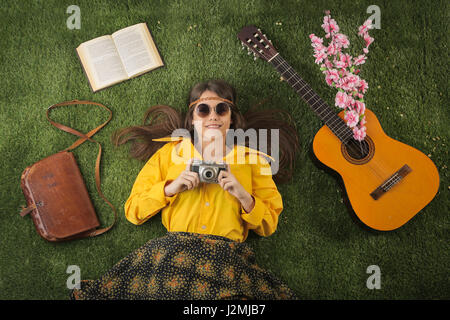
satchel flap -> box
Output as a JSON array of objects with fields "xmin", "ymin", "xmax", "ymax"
[{"xmin": 21, "ymin": 151, "xmax": 100, "ymax": 239}]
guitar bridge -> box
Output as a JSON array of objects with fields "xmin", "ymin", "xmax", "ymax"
[{"xmin": 370, "ymin": 165, "xmax": 412, "ymax": 200}]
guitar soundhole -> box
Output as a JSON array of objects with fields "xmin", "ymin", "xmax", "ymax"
[{"xmin": 341, "ymin": 136, "xmax": 375, "ymax": 165}]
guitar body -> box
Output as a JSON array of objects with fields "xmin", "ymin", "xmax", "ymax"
[{"xmin": 313, "ymin": 109, "xmax": 440, "ymax": 231}]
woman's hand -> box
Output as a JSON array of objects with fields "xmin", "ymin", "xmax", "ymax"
[
  {"xmin": 218, "ymin": 164, "xmax": 255, "ymax": 213},
  {"xmin": 164, "ymin": 159, "xmax": 200, "ymax": 197}
]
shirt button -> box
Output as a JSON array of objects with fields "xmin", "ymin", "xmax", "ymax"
[
  {"xmin": 201, "ymin": 225, "xmax": 206, "ymax": 230},
  {"xmin": 205, "ymin": 202, "xmax": 210, "ymax": 206}
]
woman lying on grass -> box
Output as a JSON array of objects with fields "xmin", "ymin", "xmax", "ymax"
[{"xmin": 70, "ymin": 79, "xmax": 300, "ymax": 300}]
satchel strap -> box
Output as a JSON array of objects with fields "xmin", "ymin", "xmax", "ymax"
[{"xmin": 44, "ymin": 99, "xmax": 117, "ymax": 238}]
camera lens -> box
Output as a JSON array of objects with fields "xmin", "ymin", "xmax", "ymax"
[{"xmin": 204, "ymin": 169, "xmax": 213, "ymax": 179}]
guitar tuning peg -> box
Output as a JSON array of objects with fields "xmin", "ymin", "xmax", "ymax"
[
  {"xmin": 247, "ymin": 50, "xmax": 252, "ymax": 55},
  {"xmin": 253, "ymin": 55, "xmax": 258, "ymax": 61},
  {"xmin": 241, "ymin": 45, "xmax": 246, "ymax": 50}
]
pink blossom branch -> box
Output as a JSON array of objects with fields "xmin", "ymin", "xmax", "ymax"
[{"xmin": 309, "ymin": 11, "xmax": 374, "ymax": 141}]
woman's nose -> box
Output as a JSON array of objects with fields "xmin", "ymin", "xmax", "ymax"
[{"xmin": 209, "ymin": 110, "xmax": 219, "ymax": 120}]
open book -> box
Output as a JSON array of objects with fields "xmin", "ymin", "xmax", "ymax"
[{"xmin": 76, "ymin": 23, "xmax": 164, "ymax": 92}]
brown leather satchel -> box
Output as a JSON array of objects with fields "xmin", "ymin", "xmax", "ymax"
[{"xmin": 20, "ymin": 100, "xmax": 117, "ymax": 241}]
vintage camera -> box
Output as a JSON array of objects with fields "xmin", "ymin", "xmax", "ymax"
[{"xmin": 190, "ymin": 160, "xmax": 227, "ymax": 183}]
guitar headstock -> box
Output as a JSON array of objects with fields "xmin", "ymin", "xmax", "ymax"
[{"xmin": 237, "ymin": 25, "xmax": 278, "ymax": 62}]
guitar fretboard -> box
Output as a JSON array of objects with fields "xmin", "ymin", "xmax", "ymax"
[{"xmin": 269, "ymin": 54, "xmax": 353, "ymax": 143}]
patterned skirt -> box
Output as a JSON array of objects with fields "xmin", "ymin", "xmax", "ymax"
[{"xmin": 70, "ymin": 232, "xmax": 297, "ymax": 300}]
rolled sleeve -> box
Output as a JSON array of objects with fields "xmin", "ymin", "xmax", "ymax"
[
  {"xmin": 124, "ymin": 143, "xmax": 177, "ymax": 225},
  {"xmin": 240, "ymin": 196, "xmax": 265, "ymax": 226},
  {"xmin": 240, "ymin": 155, "xmax": 283, "ymax": 237}
]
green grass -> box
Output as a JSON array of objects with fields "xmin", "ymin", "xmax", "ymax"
[{"xmin": 0, "ymin": 0, "xmax": 448, "ymax": 300}]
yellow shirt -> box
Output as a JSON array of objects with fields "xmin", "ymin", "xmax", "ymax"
[{"xmin": 124, "ymin": 136, "xmax": 283, "ymax": 242}]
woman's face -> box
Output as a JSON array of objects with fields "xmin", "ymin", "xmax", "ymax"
[{"xmin": 191, "ymin": 90, "xmax": 233, "ymax": 142}]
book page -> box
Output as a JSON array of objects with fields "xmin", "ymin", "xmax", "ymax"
[
  {"xmin": 77, "ymin": 36, "xmax": 128, "ymax": 90},
  {"xmin": 112, "ymin": 23, "xmax": 163, "ymax": 78}
]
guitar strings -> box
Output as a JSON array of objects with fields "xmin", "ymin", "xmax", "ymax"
[
  {"xmin": 270, "ymin": 54, "xmax": 391, "ymax": 180},
  {"xmin": 272, "ymin": 56, "xmax": 364, "ymax": 149},
  {"xmin": 272, "ymin": 58, "xmax": 358, "ymax": 141},
  {"xmin": 273, "ymin": 55, "xmax": 391, "ymax": 180},
  {"xmin": 382, "ymin": 174, "xmax": 401, "ymax": 191},
  {"xmin": 272, "ymin": 55, "xmax": 370, "ymax": 157}
]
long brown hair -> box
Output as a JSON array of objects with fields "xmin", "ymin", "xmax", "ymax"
[{"xmin": 112, "ymin": 79, "xmax": 300, "ymax": 183}]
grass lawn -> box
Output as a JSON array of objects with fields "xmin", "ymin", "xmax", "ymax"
[{"xmin": 0, "ymin": 0, "xmax": 448, "ymax": 300}]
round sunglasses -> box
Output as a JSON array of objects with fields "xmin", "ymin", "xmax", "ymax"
[{"xmin": 194, "ymin": 102, "xmax": 231, "ymax": 118}]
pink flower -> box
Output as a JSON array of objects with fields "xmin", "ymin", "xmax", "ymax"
[
  {"xmin": 345, "ymin": 110, "xmax": 359, "ymax": 128},
  {"xmin": 353, "ymin": 126, "xmax": 367, "ymax": 141},
  {"xmin": 349, "ymin": 74, "xmax": 360, "ymax": 86},
  {"xmin": 310, "ymin": 11, "xmax": 374, "ymax": 138},
  {"xmin": 325, "ymin": 69, "xmax": 339, "ymax": 86},
  {"xmin": 329, "ymin": 19, "xmax": 339, "ymax": 34},
  {"xmin": 313, "ymin": 43, "xmax": 326, "ymax": 55},
  {"xmin": 358, "ymin": 19, "xmax": 372, "ymax": 36},
  {"xmin": 309, "ymin": 34, "xmax": 323, "ymax": 47},
  {"xmin": 346, "ymin": 96, "xmax": 355, "ymax": 109},
  {"xmin": 340, "ymin": 53, "xmax": 352, "ymax": 68},
  {"xmin": 321, "ymin": 17, "xmax": 330, "ymax": 33},
  {"xmin": 363, "ymin": 33, "xmax": 374, "ymax": 47},
  {"xmin": 353, "ymin": 54, "xmax": 366, "ymax": 66},
  {"xmin": 334, "ymin": 33, "xmax": 349, "ymax": 48},
  {"xmin": 358, "ymin": 79, "xmax": 369, "ymax": 93},
  {"xmin": 329, "ymin": 68, "xmax": 339, "ymax": 80},
  {"xmin": 355, "ymin": 100, "xmax": 366, "ymax": 114},
  {"xmin": 327, "ymin": 43, "xmax": 338, "ymax": 55},
  {"xmin": 324, "ymin": 59, "xmax": 333, "ymax": 69},
  {"xmin": 314, "ymin": 51, "xmax": 327, "ymax": 64},
  {"xmin": 322, "ymin": 16, "xmax": 340, "ymax": 35},
  {"xmin": 340, "ymin": 74, "xmax": 360, "ymax": 91},
  {"xmin": 358, "ymin": 26, "xmax": 368, "ymax": 36},
  {"xmin": 334, "ymin": 59, "xmax": 346, "ymax": 69},
  {"xmin": 335, "ymin": 91, "xmax": 348, "ymax": 109}
]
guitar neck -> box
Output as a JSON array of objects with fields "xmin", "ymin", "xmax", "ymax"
[{"xmin": 269, "ymin": 54, "xmax": 353, "ymax": 143}]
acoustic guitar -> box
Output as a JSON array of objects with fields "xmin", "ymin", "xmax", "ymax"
[{"xmin": 238, "ymin": 25, "xmax": 439, "ymax": 231}]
